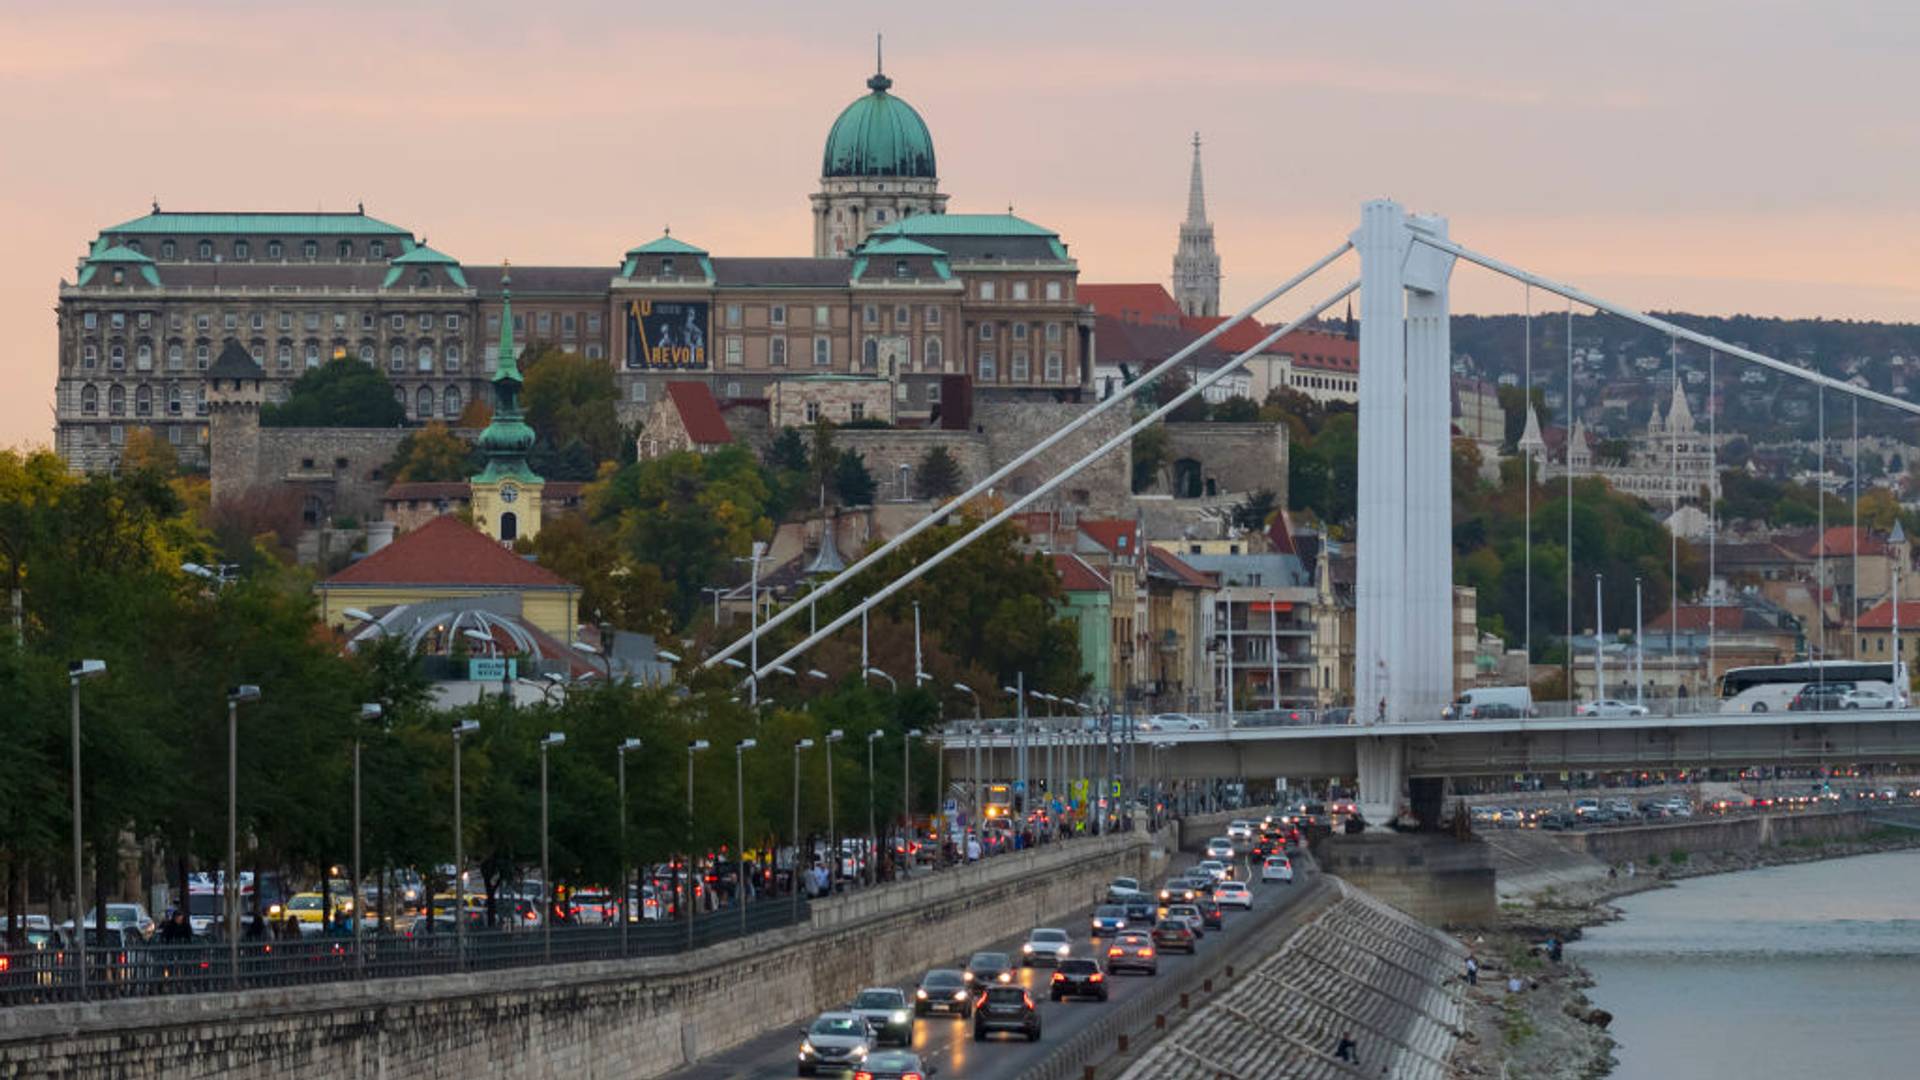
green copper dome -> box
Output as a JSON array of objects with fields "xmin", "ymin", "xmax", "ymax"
[{"xmin": 822, "ymin": 72, "xmax": 937, "ymax": 179}]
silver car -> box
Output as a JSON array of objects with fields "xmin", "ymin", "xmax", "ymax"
[
  {"xmin": 847, "ymin": 987, "xmax": 913, "ymax": 1047},
  {"xmin": 797, "ymin": 1012, "xmax": 872, "ymax": 1076}
]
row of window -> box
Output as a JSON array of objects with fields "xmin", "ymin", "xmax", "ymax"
[
  {"xmin": 77, "ymin": 383, "xmax": 204, "ymax": 419},
  {"xmin": 976, "ymin": 321, "xmax": 1066, "ymax": 343},
  {"xmin": 486, "ymin": 310, "xmax": 603, "ymax": 337},
  {"xmin": 397, "ymin": 385, "xmax": 465, "ymax": 419},
  {"xmin": 974, "ymin": 350, "xmax": 1068, "ymax": 383},
  {"xmin": 83, "ymin": 310, "xmax": 462, "ymax": 334},
  {"xmin": 128, "ymin": 238, "xmax": 393, "ymax": 261},
  {"xmin": 78, "ymin": 338, "xmax": 467, "ymax": 374},
  {"xmin": 976, "ymin": 279, "xmax": 1067, "ymax": 302},
  {"xmin": 629, "ymin": 380, "xmax": 944, "ymax": 407},
  {"xmin": 76, "ymin": 424, "xmax": 206, "ymax": 449}
]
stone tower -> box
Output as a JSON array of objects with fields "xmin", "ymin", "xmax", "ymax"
[
  {"xmin": 1172, "ymin": 133, "xmax": 1221, "ymax": 318},
  {"xmin": 469, "ymin": 265, "xmax": 545, "ymax": 544},
  {"xmin": 205, "ymin": 341, "xmax": 266, "ymax": 507},
  {"xmin": 811, "ymin": 42, "xmax": 948, "ymax": 257}
]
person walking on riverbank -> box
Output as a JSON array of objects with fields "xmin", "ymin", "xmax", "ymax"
[
  {"xmin": 1466, "ymin": 954, "xmax": 1479, "ymax": 985},
  {"xmin": 1335, "ymin": 1032, "xmax": 1358, "ymax": 1064}
]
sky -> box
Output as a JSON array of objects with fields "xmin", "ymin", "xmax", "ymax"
[{"xmin": 5, "ymin": 0, "xmax": 1920, "ymax": 449}]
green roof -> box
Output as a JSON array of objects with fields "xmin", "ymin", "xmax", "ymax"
[
  {"xmin": 857, "ymin": 236, "xmax": 947, "ymax": 257},
  {"xmin": 102, "ymin": 211, "xmax": 410, "ymax": 236},
  {"xmin": 626, "ymin": 233, "xmax": 708, "ymax": 256},
  {"xmin": 823, "ymin": 73, "xmax": 937, "ymax": 179},
  {"xmin": 383, "ymin": 243, "xmax": 468, "ymax": 288},
  {"xmin": 86, "ymin": 244, "xmax": 154, "ymax": 263},
  {"xmin": 76, "ymin": 245, "xmax": 161, "ymax": 287},
  {"xmin": 872, "ymin": 213, "xmax": 1057, "ymax": 238}
]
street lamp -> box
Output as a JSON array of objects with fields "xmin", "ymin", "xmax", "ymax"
[
  {"xmin": 352, "ymin": 702, "xmax": 382, "ymax": 974},
  {"xmin": 791, "ymin": 738, "xmax": 815, "ymax": 923},
  {"xmin": 823, "ymin": 730, "xmax": 843, "ymax": 893},
  {"xmin": 734, "ymin": 738, "xmax": 757, "ymax": 935},
  {"xmin": 902, "ymin": 729, "xmax": 923, "ymax": 879},
  {"xmin": 701, "ymin": 585, "xmax": 727, "ymax": 626},
  {"xmin": 571, "ymin": 639, "xmax": 612, "ymax": 682},
  {"xmin": 954, "ymin": 683, "xmax": 982, "ymax": 832},
  {"xmin": 226, "ymin": 684, "xmax": 261, "ymax": 989},
  {"xmin": 866, "ymin": 730, "xmax": 883, "ymax": 886},
  {"xmin": 735, "ymin": 542, "xmax": 768, "ymax": 706},
  {"xmin": 865, "ymin": 667, "xmax": 897, "ymax": 692},
  {"xmin": 685, "ymin": 739, "xmax": 709, "ymax": 950},
  {"xmin": 538, "ymin": 732, "xmax": 566, "ymax": 963},
  {"xmin": 66, "ymin": 658, "xmax": 104, "ymax": 1001},
  {"xmin": 450, "ymin": 718, "xmax": 479, "ymax": 965},
  {"xmin": 617, "ymin": 737, "xmax": 641, "ymax": 954}
]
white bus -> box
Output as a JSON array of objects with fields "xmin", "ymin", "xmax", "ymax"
[{"xmin": 1718, "ymin": 661, "xmax": 1906, "ymax": 713}]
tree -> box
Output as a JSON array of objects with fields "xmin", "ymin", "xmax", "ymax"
[
  {"xmin": 384, "ymin": 423, "xmax": 477, "ymax": 483},
  {"xmin": 1209, "ymin": 396, "xmax": 1261, "ymax": 422},
  {"xmin": 592, "ymin": 445, "xmax": 774, "ymax": 624},
  {"xmin": 455, "ymin": 397, "xmax": 492, "ymax": 429},
  {"xmin": 520, "ymin": 345, "xmax": 624, "ymax": 465},
  {"xmin": 809, "ymin": 421, "xmax": 840, "ymax": 495},
  {"xmin": 1231, "ymin": 489, "xmax": 1279, "ymax": 532},
  {"xmin": 1151, "ymin": 370, "xmax": 1209, "ymax": 423},
  {"xmin": 526, "ymin": 514, "xmax": 674, "ymax": 637},
  {"xmin": 764, "ymin": 427, "xmax": 809, "ymax": 473},
  {"xmin": 261, "ymin": 358, "xmax": 407, "ymax": 428},
  {"xmin": 121, "ymin": 429, "xmax": 179, "ymax": 477},
  {"xmin": 1132, "ymin": 423, "xmax": 1169, "ymax": 494},
  {"xmin": 833, "ymin": 449, "xmax": 877, "ymax": 507},
  {"xmin": 1496, "ymin": 385, "xmax": 1548, "ymax": 450},
  {"xmin": 914, "ymin": 445, "xmax": 964, "ymax": 500}
]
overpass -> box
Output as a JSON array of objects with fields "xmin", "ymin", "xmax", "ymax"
[{"xmin": 937, "ymin": 710, "xmax": 1920, "ymax": 810}]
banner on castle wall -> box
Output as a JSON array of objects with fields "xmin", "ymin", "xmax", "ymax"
[{"xmin": 625, "ymin": 300, "xmax": 709, "ymax": 369}]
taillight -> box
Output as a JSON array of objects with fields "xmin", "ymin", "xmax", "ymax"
[
  {"xmin": 1090, "ymin": 972, "xmax": 1103, "ymax": 981},
  {"xmin": 1022, "ymin": 992, "xmax": 1034, "ymax": 1008},
  {"xmin": 1050, "ymin": 972, "xmax": 1064, "ymax": 981},
  {"xmin": 1108, "ymin": 947, "xmax": 1121, "ymax": 957},
  {"xmin": 1141, "ymin": 948, "xmax": 1154, "ymax": 956}
]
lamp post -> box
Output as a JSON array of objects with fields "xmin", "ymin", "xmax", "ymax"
[
  {"xmin": 791, "ymin": 738, "xmax": 814, "ymax": 922},
  {"xmin": 353, "ymin": 702, "xmax": 382, "ymax": 975},
  {"xmin": 1267, "ymin": 589, "xmax": 1280, "ymax": 711},
  {"xmin": 450, "ymin": 718, "xmax": 479, "ymax": 967},
  {"xmin": 701, "ymin": 586, "xmax": 726, "ymax": 626},
  {"xmin": 902, "ymin": 729, "xmax": 922, "ymax": 877},
  {"xmin": 1634, "ymin": 577, "xmax": 1644, "ymax": 709},
  {"xmin": 538, "ymin": 732, "xmax": 566, "ymax": 964},
  {"xmin": 67, "ymin": 659, "xmax": 104, "ymax": 1001},
  {"xmin": 865, "ymin": 666, "xmax": 896, "ymax": 692},
  {"xmin": 1594, "ymin": 574, "xmax": 1605, "ymax": 704},
  {"xmin": 953, "ymin": 682, "xmax": 982, "ymax": 832},
  {"xmin": 617, "ymin": 737, "xmax": 641, "ymax": 955},
  {"xmin": 1003, "ymin": 675, "xmax": 1027, "ymax": 811},
  {"xmin": 685, "ymin": 739, "xmax": 709, "ymax": 950},
  {"xmin": 823, "ymin": 730, "xmax": 843, "ymax": 893},
  {"xmin": 912, "ymin": 601, "xmax": 925, "ymax": 688},
  {"xmin": 226, "ymin": 684, "xmax": 261, "ymax": 989},
  {"xmin": 866, "ymin": 730, "xmax": 882, "ymax": 886},
  {"xmin": 736, "ymin": 542, "xmax": 767, "ymax": 706},
  {"xmin": 734, "ymin": 738, "xmax": 756, "ymax": 935}
]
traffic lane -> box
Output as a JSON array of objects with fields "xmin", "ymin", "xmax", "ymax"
[{"xmin": 672, "ymin": 855, "xmax": 1312, "ymax": 1080}]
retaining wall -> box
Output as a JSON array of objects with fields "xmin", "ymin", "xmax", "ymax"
[
  {"xmin": 0, "ymin": 832, "xmax": 1168, "ymax": 1080},
  {"xmin": 1553, "ymin": 807, "xmax": 1881, "ymax": 864},
  {"xmin": 1313, "ymin": 833, "xmax": 1497, "ymax": 928}
]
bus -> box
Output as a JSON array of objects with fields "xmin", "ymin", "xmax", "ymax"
[
  {"xmin": 1718, "ymin": 661, "xmax": 1906, "ymax": 713},
  {"xmin": 983, "ymin": 783, "xmax": 1015, "ymax": 820}
]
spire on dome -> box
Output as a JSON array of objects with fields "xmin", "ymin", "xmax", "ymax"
[{"xmin": 495, "ymin": 261, "xmax": 520, "ymax": 384}]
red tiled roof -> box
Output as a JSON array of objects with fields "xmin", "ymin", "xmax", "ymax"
[
  {"xmin": 1281, "ymin": 329, "xmax": 1358, "ymax": 372},
  {"xmin": 1809, "ymin": 526, "xmax": 1887, "ymax": 558},
  {"xmin": 1052, "ymin": 552, "xmax": 1110, "ymax": 592},
  {"xmin": 323, "ymin": 515, "xmax": 575, "ymax": 589},
  {"xmin": 1147, "ymin": 545, "xmax": 1218, "ymax": 589},
  {"xmin": 666, "ymin": 381, "xmax": 733, "ymax": 445},
  {"xmin": 1078, "ymin": 518, "xmax": 1140, "ymax": 556},
  {"xmin": 1079, "ymin": 283, "xmax": 1184, "ymax": 327},
  {"xmin": 1265, "ymin": 509, "xmax": 1297, "ymax": 555},
  {"xmin": 1857, "ymin": 598, "xmax": 1915, "ymax": 630},
  {"xmin": 1180, "ymin": 315, "xmax": 1272, "ymax": 355},
  {"xmin": 1646, "ymin": 605, "xmax": 1778, "ymax": 633}
]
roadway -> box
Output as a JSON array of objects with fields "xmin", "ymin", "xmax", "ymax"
[{"xmin": 665, "ymin": 852, "xmax": 1319, "ymax": 1080}]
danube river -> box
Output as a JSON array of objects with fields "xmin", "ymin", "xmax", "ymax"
[{"xmin": 1574, "ymin": 848, "xmax": 1920, "ymax": 1078}]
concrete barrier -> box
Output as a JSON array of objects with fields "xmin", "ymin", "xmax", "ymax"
[{"xmin": 0, "ymin": 832, "xmax": 1171, "ymax": 1079}]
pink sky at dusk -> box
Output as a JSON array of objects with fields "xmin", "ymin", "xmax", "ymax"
[{"xmin": 5, "ymin": 0, "xmax": 1920, "ymax": 450}]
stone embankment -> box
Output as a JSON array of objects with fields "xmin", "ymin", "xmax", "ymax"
[{"xmin": 1117, "ymin": 879, "xmax": 1468, "ymax": 1080}]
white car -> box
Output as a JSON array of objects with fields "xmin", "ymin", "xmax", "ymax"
[
  {"xmin": 1204, "ymin": 837, "xmax": 1235, "ymax": 861},
  {"xmin": 1162, "ymin": 904, "xmax": 1205, "ymax": 933},
  {"xmin": 1020, "ymin": 927, "xmax": 1073, "ymax": 967},
  {"xmin": 1576, "ymin": 699, "xmax": 1650, "ymax": 718},
  {"xmin": 1261, "ymin": 856, "xmax": 1294, "ymax": 884},
  {"xmin": 1226, "ymin": 820, "xmax": 1254, "ymax": 843},
  {"xmin": 1840, "ymin": 687, "xmax": 1902, "ymax": 709},
  {"xmin": 1213, "ymin": 880, "xmax": 1253, "ymax": 909},
  {"xmin": 1195, "ymin": 859, "xmax": 1231, "ymax": 882},
  {"xmin": 1145, "ymin": 713, "xmax": 1207, "ymax": 732}
]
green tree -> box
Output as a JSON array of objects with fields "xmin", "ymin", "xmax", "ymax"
[
  {"xmin": 384, "ymin": 422, "xmax": 477, "ymax": 482},
  {"xmin": 1132, "ymin": 423, "xmax": 1170, "ymax": 494},
  {"xmin": 833, "ymin": 449, "xmax": 876, "ymax": 507},
  {"xmin": 1496, "ymin": 384, "xmax": 1548, "ymax": 450},
  {"xmin": 1231, "ymin": 489, "xmax": 1279, "ymax": 532},
  {"xmin": 1209, "ymin": 396, "xmax": 1261, "ymax": 422},
  {"xmin": 914, "ymin": 445, "xmax": 964, "ymax": 500},
  {"xmin": 521, "ymin": 345, "xmax": 624, "ymax": 467},
  {"xmin": 261, "ymin": 357, "xmax": 407, "ymax": 428},
  {"xmin": 764, "ymin": 427, "xmax": 809, "ymax": 473},
  {"xmin": 592, "ymin": 445, "xmax": 774, "ymax": 624}
]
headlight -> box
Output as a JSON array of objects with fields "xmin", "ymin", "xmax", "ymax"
[
  {"xmin": 997, "ymin": 971, "xmax": 1012, "ymax": 983},
  {"xmin": 1022, "ymin": 944, "xmax": 1034, "ymax": 953},
  {"xmin": 1056, "ymin": 945, "xmax": 1070, "ymax": 956},
  {"xmin": 952, "ymin": 990, "xmax": 967, "ymax": 1000},
  {"xmin": 850, "ymin": 1046, "xmax": 868, "ymax": 1060},
  {"xmin": 799, "ymin": 1041, "xmax": 815, "ymax": 1057},
  {"xmin": 963, "ymin": 971, "xmax": 974, "ymax": 981},
  {"xmin": 890, "ymin": 1010, "xmax": 908, "ymax": 1024},
  {"xmin": 915, "ymin": 989, "xmax": 928, "ymax": 999}
]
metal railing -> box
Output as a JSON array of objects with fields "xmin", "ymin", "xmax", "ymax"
[{"xmin": 0, "ymin": 899, "xmax": 806, "ymax": 1008}]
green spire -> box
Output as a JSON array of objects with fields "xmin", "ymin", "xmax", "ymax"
[{"xmin": 472, "ymin": 262, "xmax": 540, "ymax": 484}]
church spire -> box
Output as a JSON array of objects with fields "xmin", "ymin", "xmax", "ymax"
[
  {"xmin": 1172, "ymin": 132, "xmax": 1221, "ymax": 318},
  {"xmin": 473, "ymin": 261, "xmax": 539, "ymax": 486},
  {"xmin": 1186, "ymin": 132, "xmax": 1208, "ymax": 224}
]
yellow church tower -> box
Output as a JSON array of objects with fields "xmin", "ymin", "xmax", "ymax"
[{"xmin": 469, "ymin": 264, "xmax": 545, "ymax": 543}]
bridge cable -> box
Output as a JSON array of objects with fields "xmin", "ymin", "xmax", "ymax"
[
  {"xmin": 1523, "ymin": 283, "xmax": 1533, "ymax": 669},
  {"xmin": 1565, "ymin": 298, "xmax": 1575, "ymax": 700},
  {"xmin": 1708, "ymin": 344, "xmax": 1717, "ymax": 689},
  {"xmin": 743, "ymin": 279, "xmax": 1361, "ymax": 687},
  {"xmin": 1670, "ymin": 332, "xmax": 1680, "ymax": 705},
  {"xmin": 1819, "ymin": 379, "xmax": 1826, "ymax": 673},
  {"xmin": 701, "ymin": 240, "xmax": 1355, "ymax": 671}
]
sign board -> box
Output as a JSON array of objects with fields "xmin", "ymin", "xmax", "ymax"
[
  {"xmin": 468, "ymin": 658, "xmax": 518, "ymax": 682},
  {"xmin": 625, "ymin": 299, "xmax": 709, "ymax": 369}
]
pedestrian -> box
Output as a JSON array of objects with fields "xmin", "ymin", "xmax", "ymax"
[
  {"xmin": 1626, "ymin": 859, "xmax": 1636, "ymax": 879},
  {"xmin": 1507, "ymin": 973, "xmax": 1524, "ymax": 994},
  {"xmin": 967, "ymin": 835, "xmax": 981, "ymax": 863},
  {"xmin": 1465, "ymin": 954, "xmax": 1479, "ymax": 986},
  {"xmin": 1548, "ymin": 937, "xmax": 1563, "ymax": 963},
  {"xmin": 1335, "ymin": 1032, "xmax": 1358, "ymax": 1064}
]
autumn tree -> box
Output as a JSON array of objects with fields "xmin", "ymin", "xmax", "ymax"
[{"xmin": 384, "ymin": 422, "xmax": 477, "ymax": 483}]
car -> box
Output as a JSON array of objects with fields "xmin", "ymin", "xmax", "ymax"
[
  {"xmin": 853, "ymin": 1049, "xmax": 935, "ymax": 1080},
  {"xmin": 568, "ymin": 890, "xmax": 617, "ymax": 925},
  {"xmin": 1194, "ymin": 896, "xmax": 1224, "ymax": 930},
  {"xmin": 1121, "ymin": 897, "xmax": 1157, "ymax": 926},
  {"xmin": 1151, "ymin": 921, "xmax": 1197, "ymax": 954},
  {"xmin": 797, "ymin": 1011, "xmax": 872, "ymax": 1076},
  {"xmin": 1162, "ymin": 904, "xmax": 1204, "ymax": 934},
  {"xmin": 913, "ymin": 968, "xmax": 972, "ymax": 1018},
  {"xmin": 270, "ymin": 892, "xmax": 331, "ymax": 934},
  {"xmin": 1789, "ymin": 684, "xmax": 1853, "ymax": 711},
  {"xmin": 1049, "ymin": 957, "xmax": 1110, "ymax": 1002},
  {"xmin": 1106, "ymin": 876, "xmax": 1146, "ymax": 901},
  {"xmin": 1144, "ymin": 713, "xmax": 1206, "ymax": 732},
  {"xmin": 1841, "ymin": 686, "xmax": 1900, "ymax": 709},
  {"xmin": 1537, "ymin": 811, "xmax": 1576, "ymax": 830},
  {"xmin": 1226, "ymin": 820, "xmax": 1254, "ymax": 843},
  {"xmin": 69, "ymin": 902, "xmax": 158, "ymax": 941},
  {"xmin": 1261, "ymin": 856, "xmax": 1294, "ymax": 884},
  {"xmin": 1195, "ymin": 859, "xmax": 1231, "ymax": 883},
  {"xmin": 1105, "ymin": 931, "xmax": 1159, "ymax": 974},
  {"xmin": 848, "ymin": 987, "xmax": 913, "ymax": 1047},
  {"xmin": 1572, "ymin": 798, "xmax": 1601, "ymax": 817},
  {"xmin": 1213, "ymin": 880, "xmax": 1253, "ymax": 909},
  {"xmin": 964, "ymin": 951, "xmax": 1015, "ymax": 986},
  {"xmin": 1204, "ymin": 837, "xmax": 1235, "ymax": 861},
  {"xmin": 1576, "ymin": 699, "xmax": 1650, "ymax": 718},
  {"xmin": 1020, "ymin": 927, "xmax": 1072, "ymax": 967},
  {"xmin": 972, "ymin": 984, "xmax": 1042, "ymax": 1042},
  {"xmin": 1089, "ymin": 905, "xmax": 1129, "ymax": 938},
  {"xmin": 1157, "ymin": 880, "xmax": 1198, "ymax": 906}
]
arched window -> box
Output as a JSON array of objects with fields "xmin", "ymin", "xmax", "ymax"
[
  {"xmin": 134, "ymin": 385, "xmax": 152, "ymax": 417},
  {"xmin": 443, "ymin": 385, "xmax": 462, "ymax": 417},
  {"xmin": 416, "ymin": 270, "xmax": 430, "ymax": 287},
  {"xmin": 416, "ymin": 386, "xmax": 434, "ymax": 417},
  {"xmin": 167, "ymin": 385, "xmax": 182, "ymax": 415},
  {"xmin": 338, "ymin": 241, "xmax": 353, "ymax": 259},
  {"xmin": 417, "ymin": 344, "xmax": 434, "ymax": 372},
  {"xmin": 267, "ymin": 240, "xmax": 283, "ymax": 259},
  {"xmin": 304, "ymin": 341, "xmax": 321, "ymax": 368},
  {"xmin": 302, "ymin": 241, "xmax": 318, "ymax": 260},
  {"xmin": 109, "ymin": 343, "xmax": 125, "ymax": 369},
  {"xmin": 136, "ymin": 341, "xmax": 153, "ymax": 370},
  {"xmin": 390, "ymin": 343, "xmax": 406, "ymax": 370},
  {"xmin": 108, "ymin": 385, "xmax": 125, "ymax": 416},
  {"xmin": 359, "ymin": 341, "xmax": 375, "ymax": 363},
  {"xmin": 233, "ymin": 240, "xmax": 250, "ymax": 260},
  {"xmin": 370, "ymin": 241, "xmax": 385, "ymax": 259},
  {"xmin": 499, "ymin": 511, "xmax": 518, "ymax": 542},
  {"xmin": 445, "ymin": 344, "xmax": 461, "ymax": 370},
  {"xmin": 160, "ymin": 240, "xmax": 176, "ymax": 259},
  {"xmin": 862, "ymin": 338, "xmax": 879, "ymax": 370},
  {"xmin": 277, "ymin": 342, "xmax": 293, "ymax": 370},
  {"xmin": 196, "ymin": 240, "xmax": 213, "ymax": 260},
  {"xmin": 925, "ymin": 337, "xmax": 943, "ymax": 370},
  {"xmin": 80, "ymin": 384, "xmax": 98, "ymax": 415}
]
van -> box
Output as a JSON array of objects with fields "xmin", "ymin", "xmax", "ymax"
[{"xmin": 1454, "ymin": 686, "xmax": 1535, "ymax": 719}]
